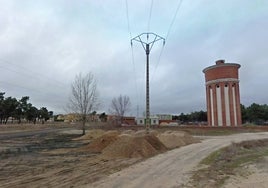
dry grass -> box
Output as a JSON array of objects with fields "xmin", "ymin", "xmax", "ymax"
[{"xmin": 189, "ymin": 139, "xmax": 268, "ymax": 188}]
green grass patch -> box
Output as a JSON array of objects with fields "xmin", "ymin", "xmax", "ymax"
[
  {"xmin": 201, "ymin": 149, "xmax": 222, "ymax": 165},
  {"xmin": 189, "ymin": 139, "xmax": 268, "ymax": 188}
]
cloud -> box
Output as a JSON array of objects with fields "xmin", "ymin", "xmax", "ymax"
[{"xmin": 0, "ymin": 0, "xmax": 267, "ymax": 116}]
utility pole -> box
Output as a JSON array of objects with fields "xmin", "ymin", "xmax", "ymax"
[{"xmin": 131, "ymin": 33, "xmax": 165, "ymax": 133}]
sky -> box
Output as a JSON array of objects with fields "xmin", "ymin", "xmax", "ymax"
[{"xmin": 0, "ymin": 0, "xmax": 267, "ymax": 116}]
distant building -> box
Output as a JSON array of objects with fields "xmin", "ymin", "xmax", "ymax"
[
  {"xmin": 136, "ymin": 116, "xmax": 159, "ymax": 126},
  {"xmin": 122, "ymin": 116, "xmax": 136, "ymax": 125},
  {"xmin": 56, "ymin": 114, "xmax": 65, "ymax": 121},
  {"xmin": 63, "ymin": 113, "xmax": 101, "ymax": 123},
  {"xmin": 64, "ymin": 113, "xmax": 80, "ymax": 122},
  {"xmin": 203, "ymin": 60, "xmax": 242, "ymax": 127},
  {"xmin": 156, "ymin": 114, "xmax": 178, "ymax": 126},
  {"xmin": 107, "ymin": 115, "xmax": 136, "ymax": 125}
]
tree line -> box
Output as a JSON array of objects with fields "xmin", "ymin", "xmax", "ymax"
[
  {"xmin": 172, "ymin": 103, "xmax": 268, "ymax": 125},
  {"xmin": 172, "ymin": 111, "xmax": 207, "ymax": 123},
  {"xmin": 0, "ymin": 92, "xmax": 53, "ymax": 124},
  {"xmin": 241, "ymin": 103, "xmax": 268, "ymax": 125}
]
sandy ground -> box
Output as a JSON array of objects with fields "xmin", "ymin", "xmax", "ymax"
[
  {"xmin": 89, "ymin": 132, "xmax": 268, "ymax": 188},
  {"xmin": 1, "ymin": 128, "xmax": 268, "ymax": 188},
  {"xmin": 0, "ymin": 134, "xmax": 141, "ymax": 188},
  {"xmin": 223, "ymin": 156, "xmax": 268, "ymax": 188},
  {"xmin": 0, "ymin": 129, "xmax": 197, "ymax": 188}
]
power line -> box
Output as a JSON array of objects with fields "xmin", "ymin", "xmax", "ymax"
[
  {"xmin": 0, "ymin": 64, "xmax": 32, "ymax": 79},
  {"xmin": 125, "ymin": 1, "xmax": 184, "ymax": 118},
  {"xmin": 165, "ymin": 0, "xmax": 183, "ymax": 41},
  {"xmin": 0, "ymin": 79, "xmax": 65, "ymax": 98},
  {"xmin": 125, "ymin": 0, "xmax": 132, "ymax": 39},
  {"xmin": 151, "ymin": 44, "xmax": 165, "ymax": 82},
  {"xmin": 130, "ymin": 45, "xmax": 141, "ymax": 116},
  {"xmin": 0, "ymin": 58, "xmax": 67, "ymax": 88},
  {"xmin": 125, "ymin": 0, "xmax": 141, "ymax": 117},
  {"xmin": 0, "ymin": 64, "xmax": 60, "ymax": 92},
  {"xmin": 0, "ymin": 80, "xmax": 66, "ymax": 113},
  {"xmin": 0, "ymin": 80, "xmax": 42, "ymax": 93},
  {"xmin": 147, "ymin": 0, "xmax": 154, "ymax": 32},
  {"xmin": 151, "ymin": 0, "xmax": 183, "ymax": 83},
  {"xmin": 0, "ymin": 59, "xmax": 69, "ymax": 102}
]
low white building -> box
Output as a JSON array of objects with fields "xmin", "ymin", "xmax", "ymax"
[{"xmin": 136, "ymin": 116, "xmax": 159, "ymax": 125}]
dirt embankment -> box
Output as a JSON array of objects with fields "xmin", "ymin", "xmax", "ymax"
[
  {"xmin": 222, "ymin": 140, "xmax": 268, "ymax": 188},
  {"xmin": 90, "ymin": 132, "xmax": 268, "ymax": 188},
  {"xmin": 189, "ymin": 138, "xmax": 268, "ymax": 188},
  {"xmin": 223, "ymin": 160, "xmax": 268, "ymax": 188},
  {"xmin": 74, "ymin": 129, "xmax": 198, "ymax": 159}
]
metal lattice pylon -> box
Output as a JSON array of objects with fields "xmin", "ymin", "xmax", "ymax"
[{"xmin": 131, "ymin": 32, "xmax": 165, "ymax": 133}]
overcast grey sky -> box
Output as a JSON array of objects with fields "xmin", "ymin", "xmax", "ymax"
[{"xmin": 0, "ymin": 0, "xmax": 267, "ymax": 116}]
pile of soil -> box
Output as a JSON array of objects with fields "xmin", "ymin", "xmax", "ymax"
[
  {"xmin": 157, "ymin": 131, "xmax": 198, "ymax": 149},
  {"xmin": 76, "ymin": 131, "xmax": 120, "ymax": 153},
  {"xmin": 134, "ymin": 130, "xmax": 158, "ymax": 136},
  {"xmin": 76, "ymin": 129, "xmax": 198, "ymax": 159},
  {"xmin": 102, "ymin": 134, "xmax": 167, "ymax": 158}
]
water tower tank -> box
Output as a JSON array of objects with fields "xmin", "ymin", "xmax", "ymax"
[{"xmin": 203, "ymin": 60, "xmax": 242, "ymax": 126}]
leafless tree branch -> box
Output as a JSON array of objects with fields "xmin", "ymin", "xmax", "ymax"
[
  {"xmin": 67, "ymin": 72, "xmax": 98, "ymax": 135},
  {"xmin": 109, "ymin": 94, "xmax": 131, "ymax": 125}
]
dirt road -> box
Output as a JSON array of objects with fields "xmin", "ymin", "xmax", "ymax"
[{"xmin": 89, "ymin": 132, "xmax": 268, "ymax": 188}]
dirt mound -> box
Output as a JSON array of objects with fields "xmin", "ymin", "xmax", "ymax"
[
  {"xmin": 122, "ymin": 130, "xmax": 135, "ymax": 135},
  {"xmin": 134, "ymin": 129, "xmax": 158, "ymax": 136},
  {"xmin": 157, "ymin": 131, "xmax": 198, "ymax": 149},
  {"xmin": 77, "ymin": 131, "xmax": 120, "ymax": 153},
  {"xmin": 76, "ymin": 130, "xmax": 198, "ymax": 158},
  {"xmin": 102, "ymin": 134, "xmax": 167, "ymax": 158}
]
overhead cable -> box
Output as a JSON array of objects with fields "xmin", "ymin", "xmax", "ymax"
[
  {"xmin": 125, "ymin": 0, "xmax": 140, "ymax": 115},
  {"xmin": 165, "ymin": 0, "xmax": 183, "ymax": 41},
  {"xmin": 125, "ymin": 0, "xmax": 132, "ymax": 39},
  {"xmin": 151, "ymin": 0, "xmax": 183, "ymax": 83},
  {"xmin": 147, "ymin": 0, "xmax": 154, "ymax": 32},
  {"xmin": 0, "ymin": 58, "xmax": 66, "ymax": 88}
]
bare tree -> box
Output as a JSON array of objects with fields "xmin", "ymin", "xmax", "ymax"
[
  {"xmin": 109, "ymin": 95, "xmax": 131, "ymax": 125},
  {"xmin": 68, "ymin": 72, "xmax": 98, "ymax": 135}
]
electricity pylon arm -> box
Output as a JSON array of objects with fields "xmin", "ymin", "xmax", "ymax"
[{"xmin": 131, "ymin": 32, "xmax": 165, "ymax": 133}]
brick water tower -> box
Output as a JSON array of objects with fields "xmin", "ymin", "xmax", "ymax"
[{"xmin": 203, "ymin": 60, "xmax": 242, "ymax": 126}]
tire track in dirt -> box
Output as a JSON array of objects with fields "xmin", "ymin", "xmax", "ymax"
[{"xmin": 89, "ymin": 132, "xmax": 268, "ymax": 188}]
